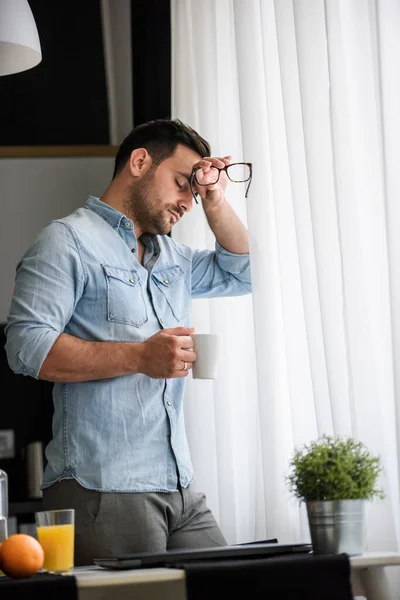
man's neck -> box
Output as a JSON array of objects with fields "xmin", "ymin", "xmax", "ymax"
[
  {"xmin": 136, "ymin": 238, "xmax": 145, "ymax": 265},
  {"xmin": 100, "ymin": 187, "xmax": 144, "ymax": 239}
]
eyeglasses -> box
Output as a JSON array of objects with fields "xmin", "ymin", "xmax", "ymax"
[{"xmin": 189, "ymin": 162, "xmax": 252, "ymax": 204}]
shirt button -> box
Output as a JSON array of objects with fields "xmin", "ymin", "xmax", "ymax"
[
  {"xmin": 125, "ymin": 220, "xmax": 131, "ymax": 227},
  {"xmin": 160, "ymin": 318, "xmax": 164, "ymax": 324},
  {"xmin": 167, "ymin": 401, "xmax": 172, "ymax": 406},
  {"xmin": 129, "ymin": 279, "xmax": 135, "ymax": 284},
  {"xmin": 131, "ymin": 248, "xmax": 136, "ymax": 253},
  {"xmin": 163, "ymin": 280, "xmax": 169, "ymax": 285}
]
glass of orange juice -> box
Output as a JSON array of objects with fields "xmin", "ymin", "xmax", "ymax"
[{"xmin": 35, "ymin": 509, "xmax": 75, "ymax": 573}]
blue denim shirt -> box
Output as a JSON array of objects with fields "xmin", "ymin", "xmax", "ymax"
[{"xmin": 5, "ymin": 196, "xmax": 251, "ymax": 492}]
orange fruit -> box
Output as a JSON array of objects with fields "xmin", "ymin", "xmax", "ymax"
[{"xmin": 0, "ymin": 534, "xmax": 44, "ymax": 579}]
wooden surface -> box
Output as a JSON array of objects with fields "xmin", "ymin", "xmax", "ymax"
[{"xmin": 0, "ymin": 146, "xmax": 118, "ymax": 159}]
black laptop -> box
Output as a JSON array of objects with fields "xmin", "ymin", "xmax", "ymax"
[{"xmin": 93, "ymin": 541, "xmax": 313, "ymax": 570}]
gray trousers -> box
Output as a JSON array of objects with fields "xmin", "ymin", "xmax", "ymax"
[{"xmin": 42, "ymin": 479, "xmax": 227, "ymax": 567}]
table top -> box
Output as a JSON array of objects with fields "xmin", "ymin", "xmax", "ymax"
[
  {"xmin": 349, "ymin": 551, "xmax": 400, "ymax": 568},
  {"xmin": 69, "ymin": 551, "xmax": 400, "ymax": 587},
  {"xmin": 70, "ymin": 566, "xmax": 184, "ymax": 587}
]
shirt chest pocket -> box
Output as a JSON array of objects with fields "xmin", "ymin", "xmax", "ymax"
[
  {"xmin": 102, "ymin": 265, "xmax": 148, "ymax": 327},
  {"xmin": 152, "ymin": 266, "xmax": 189, "ymax": 323}
]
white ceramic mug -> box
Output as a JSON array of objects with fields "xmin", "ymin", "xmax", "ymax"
[{"xmin": 191, "ymin": 333, "xmax": 221, "ymax": 379}]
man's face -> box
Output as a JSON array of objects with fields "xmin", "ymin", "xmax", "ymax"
[{"xmin": 126, "ymin": 144, "xmax": 201, "ymax": 236}]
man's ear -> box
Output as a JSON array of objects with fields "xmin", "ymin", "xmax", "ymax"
[{"xmin": 128, "ymin": 148, "xmax": 153, "ymax": 178}]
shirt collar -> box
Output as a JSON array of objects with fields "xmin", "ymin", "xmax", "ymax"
[
  {"xmin": 84, "ymin": 196, "xmax": 159, "ymax": 249},
  {"xmin": 84, "ymin": 195, "xmax": 131, "ymax": 231}
]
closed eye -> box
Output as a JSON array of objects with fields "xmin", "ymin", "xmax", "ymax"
[{"xmin": 176, "ymin": 179, "xmax": 190, "ymax": 192}]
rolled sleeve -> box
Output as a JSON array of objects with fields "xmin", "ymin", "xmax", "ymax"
[
  {"xmin": 215, "ymin": 242, "xmax": 251, "ymax": 276},
  {"xmin": 191, "ymin": 241, "xmax": 251, "ymax": 298},
  {"xmin": 5, "ymin": 221, "xmax": 86, "ymax": 379}
]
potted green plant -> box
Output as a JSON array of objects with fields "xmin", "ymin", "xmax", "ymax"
[{"xmin": 286, "ymin": 434, "xmax": 385, "ymax": 555}]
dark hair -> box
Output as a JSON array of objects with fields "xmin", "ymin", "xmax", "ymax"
[{"xmin": 112, "ymin": 118, "xmax": 211, "ymax": 178}]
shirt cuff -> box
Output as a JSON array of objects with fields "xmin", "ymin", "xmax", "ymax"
[
  {"xmin": 215, "ymin": 241, "xmax": 250, "ymax": 275},
  {"xmin": 15, "ymin": 328, "xmax": 61, "ymax": 379}
]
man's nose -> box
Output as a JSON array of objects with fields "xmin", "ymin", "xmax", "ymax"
[{"xmin": 178, "ymin": 195, "xmax": 193, "ymax": 214}]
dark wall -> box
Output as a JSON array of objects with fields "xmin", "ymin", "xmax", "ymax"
[
  {"xmin": 0, "ymin": 0, "xmax": 172, "ymax": 147},
  {"xmin": 131, "ymin": 0, "xmax": 171, "ymax": 126},
  {"xmin": 0, "ymin": 0, "xmax": 109, "ymax": 146},
  {"xmin": 0, "ymin": 325, "xmax": 54, "ymax": 503}
]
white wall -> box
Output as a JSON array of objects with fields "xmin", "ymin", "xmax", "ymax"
[{"xmin": 0, "ymin": 157, "xmax": 114, "ymax": 321}]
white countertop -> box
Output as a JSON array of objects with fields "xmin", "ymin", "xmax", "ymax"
[{"xmin": 349, "ymin": 551, "xmax": 400, "ymax": 569}]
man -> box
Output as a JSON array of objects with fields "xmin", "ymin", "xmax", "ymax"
[{"xmin": 5, "ymin": 119, "xmax": 251, "ymax": 566}]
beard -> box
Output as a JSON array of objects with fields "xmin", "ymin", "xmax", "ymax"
[{"xmin": 123, "ymin": 170, "xmax": 175, "ymax": 235}]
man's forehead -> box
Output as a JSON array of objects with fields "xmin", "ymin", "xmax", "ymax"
[{"xmin": 169, "ymin": 144, "xmax": 202, "ymax": 172}]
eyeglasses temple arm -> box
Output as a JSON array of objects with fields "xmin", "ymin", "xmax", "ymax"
[{"xmin": 245, "ymin": 178, "xmax": 252, "ymax": 198}]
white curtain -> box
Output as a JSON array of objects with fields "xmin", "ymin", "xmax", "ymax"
[{"xmin": 171, "ymin": 0, "xmax": 400, "ymax": 556}]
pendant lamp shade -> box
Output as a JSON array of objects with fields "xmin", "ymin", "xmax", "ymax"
[{"xmin": 0, "ymin": 0, "xmax": 41, "ymax": 76}]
